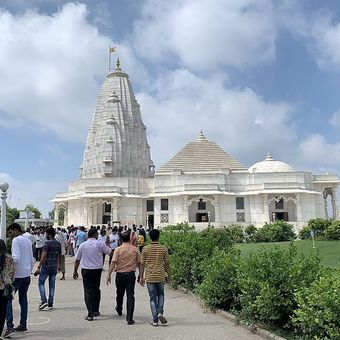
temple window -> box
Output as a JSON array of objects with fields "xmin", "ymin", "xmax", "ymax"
[
  {"xmin": 104, "ymin": 203, "xmax": 111, "ymax": 213},
  {"xmin": 198, "ymin": 199, "xmax": 206, "ymax": 210},
  {"xmin": 161, "ymin": 198, "xmax": 169, "ymax": 211},
  {"xmin": 146, "ymin": 200, "xmax": 154, "ymax": 212},
  {"xmin": 275, "ymin": 198, "xmax": 284, "ymax": 209},
  {"xmin": 236, "ymin": 197, "xmax": 244, "ymax": 210}
]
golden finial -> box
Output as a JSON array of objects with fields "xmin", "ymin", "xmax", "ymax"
[{"xmin": 116, "ymin": 57, "xmax": 121, "ymax": 70}]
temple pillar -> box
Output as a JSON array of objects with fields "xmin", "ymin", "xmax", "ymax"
[
  {"xmin": 332, "ymin": 187, "xmax": 337, "ymax": 219},
  {"xmin": 86, "ymin": 199, "xmax": 94, "ymax": 226},
  {"xmin": 64, "ymin": 202, "xmax": 68, "ymax": 227},
  {"xmin": 263, "ymin": 194, "xmax": 270, "ymax": 222},
  {"xmin": 214, "ymin": 195, "xmax": 220, "ymax": 224},
  {"xmin": 296, "ymin": 194, "xmax": 302, "ymax": 222},
  {"xmin": 183, "ymin": 196, "xmax": 189, "ymax": 222},
  {"xmin": 53, "ymin": 203, "xmax": 59, "ymax": 226}
]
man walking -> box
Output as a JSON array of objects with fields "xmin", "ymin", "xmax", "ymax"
[
  {"xmin": 55, "ymin": 227, "xmax": 67, "ymax": 280},
  {"xmin": 139, "ymin": 229, "xmax": 171, "ymax": 326},
  {"xmin": 107, "ymin": 226, "xmax": 120, "ymax": 266},
  {"xmin": 4, "ymin": 223, "xmax": 34, "ymax": 337},
  {"xmin": 73, "ymin": 228, "xmax": 111, "ymax": 321},
  {"xmin": 106, "ymin": 232, "xmax": 140, "ymax": 325},
  {"xmin": 34, "ymin": 227, "xmax": 61, "ymax": 310}
]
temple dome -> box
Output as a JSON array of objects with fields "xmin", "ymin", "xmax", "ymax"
[
  {"xmin": 248, "ymin": 153, "xmax": 295, "ymax": 173},
  {"xmin": 158, "ymin": 131, "xmax": 246, "ymax": 173}
]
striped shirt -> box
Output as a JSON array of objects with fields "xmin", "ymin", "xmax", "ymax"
[{"xmin": 141, "ymin": 242, "xmax": 169, "ymax": 283}]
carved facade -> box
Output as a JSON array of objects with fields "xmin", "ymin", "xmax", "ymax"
[{"xmin": 52, "ymin": 65, "xmax": 340, "ymax": 231}]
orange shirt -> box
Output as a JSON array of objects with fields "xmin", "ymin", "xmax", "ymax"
[{"xmin": 112, "ymin": 242, "xmax": 140, "ymax": 273}]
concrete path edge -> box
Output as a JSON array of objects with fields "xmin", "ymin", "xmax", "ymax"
[{"xmin": 175, "ymin": 286, "xmax": 286, "ymax": 340}]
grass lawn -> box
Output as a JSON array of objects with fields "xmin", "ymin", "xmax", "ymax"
[{"xmin": 235, "ymin": 240, "xmax": 340, "ymax": 269}]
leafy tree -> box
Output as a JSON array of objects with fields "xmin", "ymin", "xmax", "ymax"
[
  {"xmin": 25, "ymin": 203, "xmax": 42, "ymax": 219},
  {"xmin": 6, "ymin": 206, "xmax": 20, "ymax": 227},
  {"xmin": 48, "ymin": 209, "xmax": 55, "ymax": 219},
  {"xmin": 58, "ymin": 206, "xmax": 65, "ymax": 226}
]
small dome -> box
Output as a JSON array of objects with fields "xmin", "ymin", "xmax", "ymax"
[{"xmin": 248, "ymin": 153, "xmax": 295, "ymax": 173}]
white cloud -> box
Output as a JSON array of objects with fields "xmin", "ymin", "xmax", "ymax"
[
  {"xmin": 299, "ymin": 133, "xmax": 340, "ymax": 169},
  {"xmin": 0, "ymin": 3, "xmax": 149, "ymax": 142},
  {"xmin": 138, "ymin": 69, "xmax": 296, "ymax": 168},
  {"xmin": 0, "ymin": 170, "xmax": 66, "ymax": 216},
  {"xmin": 309, "ymin": 13, "xmax": 340, "ymax": 70},
  {"xmin": 133, "ymin": 0, "xmax": 277, "ymax": 70},
  {"xmin": 329, "ymin": 109, "xmax": 340, "ymax": 127}
]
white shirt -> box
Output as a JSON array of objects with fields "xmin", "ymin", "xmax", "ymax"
[
  {"xmin": 35, "ymin": 234, "xmax": 46, "ymax": 248},
  {"xmin": 23, "ymin": 232, "xmax": 36, "ymax": 245},
  {"xmin": 75, "ymin": 238, "xmax": 111, "ymax": 269},
  {"xmin": 108, "ymin": 233, "xmax": 120, "ymax": 250},
  {"xmin": 55, "ymin": 232, "xmax": 66, "ymax": 255},
  {"xmin": 12, "ymin": 235, "xmax": 34, "ymax": 278}
]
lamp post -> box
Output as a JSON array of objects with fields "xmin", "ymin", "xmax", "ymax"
[
  {"xmin": 207, "ymin": 211, "xmax": 211, "ymax": 227},
  {"xmin": 0, "ymin": 182, "xmax": 9, "ymax": 240}
]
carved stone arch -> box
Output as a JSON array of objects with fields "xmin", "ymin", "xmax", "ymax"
[
  {"xmin": 268, "ymin": 194, "xmax": 297, "ymax": 204},
  {"xmin": 188, "ymin": 195, "xmax": 215, "ymax": 205},
  {"xmin": 323, "ymin": 187, "xmax": 334, "ymax": 199}
]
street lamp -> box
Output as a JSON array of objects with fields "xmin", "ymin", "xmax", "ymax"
[
  {"xmin": 0, "ymin": 182, "xmax": 9, "ymax": 240},
  {"xmin": 207, "ymin": 211, "xmax": 211, "ymax": 227}
]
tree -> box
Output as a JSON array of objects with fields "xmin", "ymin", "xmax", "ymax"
[
  {"xmin": 58, "ymin": 206, "xmax": 65, "ymax": 226},
  {"xmin": 25, "ymin": 204, "xmax": 42, "ymax": 219},
  {"xmin": 48, "ymin": 209, "xmax": 55, "ymax": 219},
  {"xmin": 6, "ymin": 206, "xmax": 20, "ymax": 227}
]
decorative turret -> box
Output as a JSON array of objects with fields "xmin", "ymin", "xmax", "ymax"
[{"xmin": 81, "ymin": 61, "xmax": 153, "ymax": 179}]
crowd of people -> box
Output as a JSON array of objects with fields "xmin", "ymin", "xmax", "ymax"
[{"xmin": 0, "ymin": 222, "xmax": 171, "ymax": 338}]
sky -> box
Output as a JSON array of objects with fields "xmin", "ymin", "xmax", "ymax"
[{"xmin": 1, "ymin": 0, "xmax": 340, "ymax": 216}]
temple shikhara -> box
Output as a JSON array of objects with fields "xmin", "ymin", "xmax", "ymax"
[{"xmin": 52, "ymin": 57, "xmax": 340, "ymax": 231}]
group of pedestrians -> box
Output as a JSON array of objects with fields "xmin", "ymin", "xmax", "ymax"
[
  {"xmin": 0, "ymin": 223, "xmax": 64, "ymax": 338},
  {"xmin": 74, "ymin": 226, "xmax": 171, "ymax": 326},
  {"xmin": 0, "ymin": 222, "xmax": 171, "ymax": 338}
]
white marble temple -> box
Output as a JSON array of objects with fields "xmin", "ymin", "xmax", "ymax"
[{"xmin": 53, "ymin": 64, "xmax": 340, "ymax": 232}]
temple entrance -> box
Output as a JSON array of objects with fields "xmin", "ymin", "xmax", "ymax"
[
  {"xmin": 102, "ymin": 215, "xmax": 111, "ymax": 225},
  {"xmin": 272, "ymin": 212, "xmax": 289, "ymax": 221},
  {"xmin": 147, "ymin": 214, "xmax": 154, "ymax": 229},
  {"xmin": 196, "ymin": 213, "xmax": 208, "ymax": 222}
]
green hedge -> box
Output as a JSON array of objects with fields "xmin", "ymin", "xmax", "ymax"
[
  {"xmin": 293, "ymin": 273, "xmax": 340, "ymax": 339},
  {"xmin": 325, "ymin": 220, "xmax": 340, "ymax": 240},
  {"xmin": 196, "ymin": 248, "xmax": 241, "ymax": 310},
  {"xmin": 254, "ymin": 221, "xmax": 296, "ymax": 242},
  {"xmin": 237, "ymin": 244, "xmax": 321, "ymax": 329},
  {"xmin": 160, "ymin": 226, "xmax": 339, "ymax": 337},
  {"xmin": 161, "ymin": 227, "xmax": 233, "ymax": 290}
]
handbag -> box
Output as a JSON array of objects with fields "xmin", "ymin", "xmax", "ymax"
[
  {"xmin": 3, "ymin": 283, "xmax": 13, "ymax": 300},
  {"xmin": 1, "ymin": 266, "xmax": 14, "ymax": 300}
]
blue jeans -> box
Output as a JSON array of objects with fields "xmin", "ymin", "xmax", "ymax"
[
  {"xmin": 147, "ymin": 282, "xmax": 165, "ymax": 322},
  {"xmin": 38, "ymin": 267, "xmax": 57, "ymax": 305},
  {"xmin": 6, "ymin": 276, "xmax": 31, "ymax": 329}
]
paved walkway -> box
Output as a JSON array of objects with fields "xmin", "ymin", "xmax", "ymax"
[{"xmin": 8, "ymin": 257, "xmax": 262, "ymax": 340}]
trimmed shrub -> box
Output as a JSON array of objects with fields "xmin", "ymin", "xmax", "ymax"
[
  {"xmin": 237, "ymin": 244, "xmax": 321, "ymax": 329},
  {"xmin": 293, "ymin": 273, "xmax": 340, "ymax": 339},
  {"xmin": 200, "ymin": 228, "xmax": 234, "ymax": 250},
  {"xmin": 161, "ymin": 228, "xmax": 234, "ymax": 290},
  {"xmin": 244, "ymin": 224, "xmax": 257, "ymax": 242},
  {"xmin": 225, "ymin": 225, "xmax": 245, "ymax": 243},
  {"xmin": 325, "ymin": 220, "xmax": 340, "ymax": 240},
  {"xmin": 298, "ymin": 225, "xmax": 312, "ymax": 240},
  {"xmin": 162, "ymin": 222, "xmax": 195, "ymax": 232},
  {"xmin": 197, "ymin": 248, "xmax": 241, "ymax": 311},
  {"xmin": 255, "ymin": 221, "xmax": 296, "ymax": 242},
  {"xmin": 307, "ymin": 218, "xmax": 331, "ymax": 237}
]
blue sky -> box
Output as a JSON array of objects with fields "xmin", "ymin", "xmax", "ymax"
[{"xmin": 1, "ymin": 0, "xmax": 340, "ymax": 216}]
